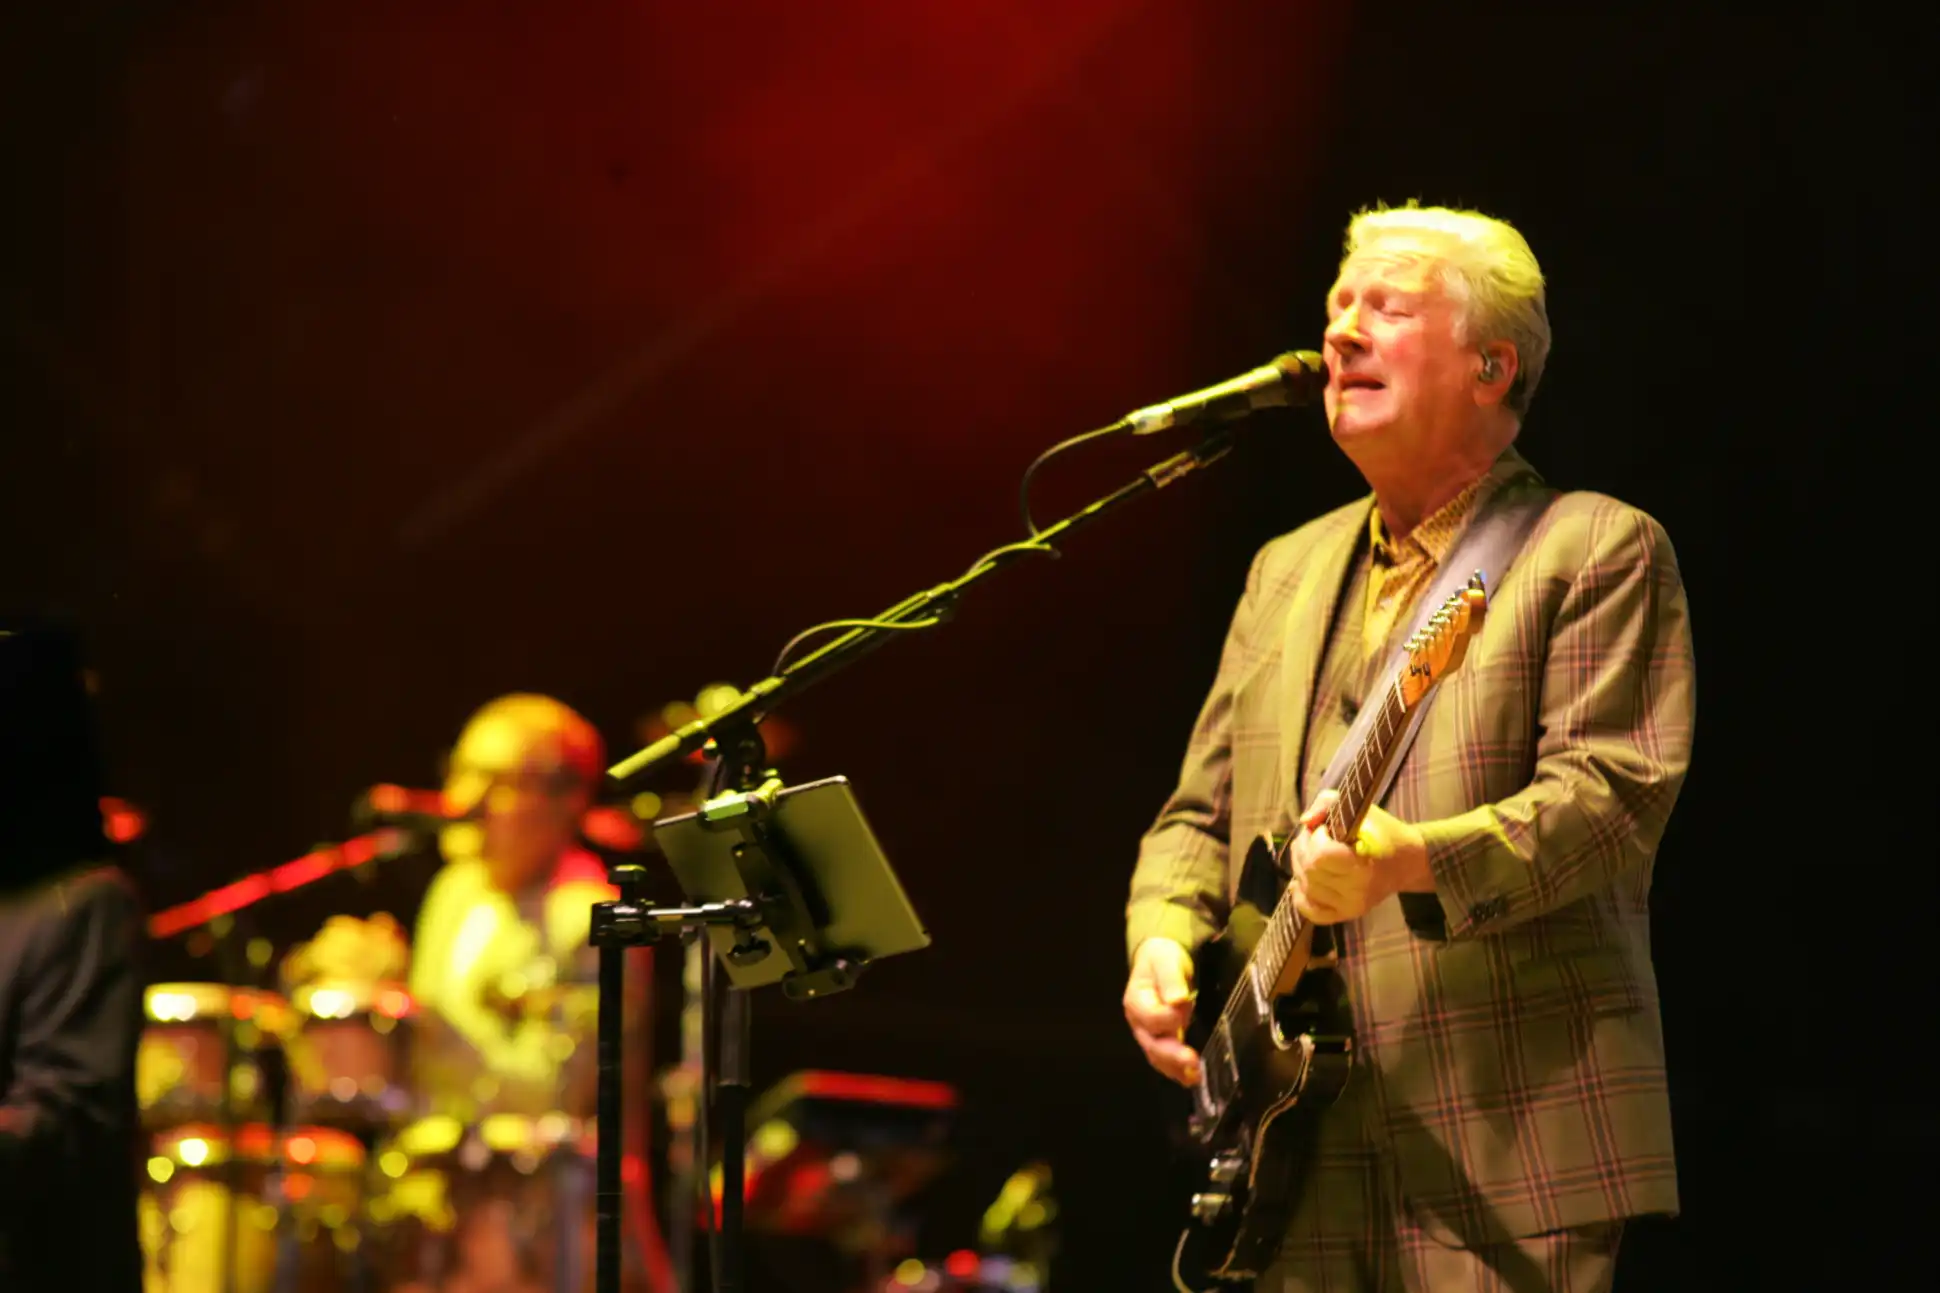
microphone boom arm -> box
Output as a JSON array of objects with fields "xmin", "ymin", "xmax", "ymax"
[{"xmin": 607, "ymin": 427, "xmax": 1246, "ymax": 786}]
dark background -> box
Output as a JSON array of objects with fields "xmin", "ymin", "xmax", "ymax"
[{"xmin": 2, "ymin": 2, "xmax": 1922, "ymax": 1290}]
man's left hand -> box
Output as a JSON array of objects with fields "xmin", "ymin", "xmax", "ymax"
[{"xmin": 1288, "ymin": 790, "xmax": 1433, "ymax": 924}]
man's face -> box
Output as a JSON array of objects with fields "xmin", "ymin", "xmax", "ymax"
[
  {"xmin": 441, "ymin": 716, "xmax": 586, "ymax": 893},
  {"xmin": 1322, "ymin": 243, "xmax": 1481, "ymax": 470}
]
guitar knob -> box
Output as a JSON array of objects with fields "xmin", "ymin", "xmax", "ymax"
[{"xmin": 1190, "ymin": 1192, "xmax": 1230, "ymax": 1222}]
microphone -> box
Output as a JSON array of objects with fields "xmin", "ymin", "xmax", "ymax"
[
  {"xmin": 349, "ymin": 784, "xmax": 649, "ymax": 853},
  {"xmin": 1116, "ymin": 350, "xmax": 1324, "ymax": 435},
  {"xmin": 350, "ymin": 784, "xmax": 477, "ymax": 834}
]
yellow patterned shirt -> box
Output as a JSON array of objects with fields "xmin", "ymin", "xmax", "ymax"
[
  {"xmin": 1297, "ymin": 473, "xmax": 1492, "ymax": 818},
  {"xmin": 1362, "ymin": 475, "xmax": 1488, "ymax": 660}
]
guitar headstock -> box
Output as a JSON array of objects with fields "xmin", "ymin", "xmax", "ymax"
[{"xmin": 1398, "ymin": 572, "xmax": 1488, "ymax": 708}]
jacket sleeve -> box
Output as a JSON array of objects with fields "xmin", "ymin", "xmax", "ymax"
[
  {"xmin": 1419, "ymin": 504, "xmax": 1697, "ymax": 939},
  {"xmin": 1124, "ymin": 545, "xmax": 1273, "ymax": 963},
  {"xmin": 0, "ymin": 870, "xmax": 143, "ymax": 1191}
]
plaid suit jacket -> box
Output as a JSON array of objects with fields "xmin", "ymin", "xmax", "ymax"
[{"xmin": 1126, "ymin": 449, "xmax": 1695, "ymax": 1243}]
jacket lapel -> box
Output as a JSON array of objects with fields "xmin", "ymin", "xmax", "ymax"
[{"xmin": 1275, "ymin": 499, "xmax": 1369, "ymax": 828}]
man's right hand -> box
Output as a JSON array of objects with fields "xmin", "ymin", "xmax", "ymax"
[{"xmin": 1123, "ymin": 936, "xmax": 1201, "ymax": 1087}]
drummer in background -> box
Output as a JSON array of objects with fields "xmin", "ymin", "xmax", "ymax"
[
  {"xmin": 410, "ymin": 692, "xmax": 621, "ymax": 1109},
  {"xmin": 292, "ymin": 691, "xmax": 670, "ymax": 1293}
]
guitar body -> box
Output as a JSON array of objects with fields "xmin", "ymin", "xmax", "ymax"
[{"xmin": 1172, "ymin": 834, "xmax": 1354, "ymax": 1288}]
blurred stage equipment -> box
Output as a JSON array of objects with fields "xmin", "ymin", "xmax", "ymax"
[
  {"xmin": 138, "ymin": 833, "xmax": 427, "ymax": 1293},
  {"xmin": 976, "ymin": 1163, "xmax": 1058, "ymax": 1286},
  {"xmin": 864, "ymin": 1163, "xmax": 1060, "ymax": 1293},
  {"xmin": 735, "ymin": 1070, "xmax": 958, "ymax": 1286}
]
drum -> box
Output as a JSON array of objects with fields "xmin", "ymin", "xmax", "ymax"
[
  {"xmin": 138, "ymin": 983, "xmax": 294, "ymax": 1128},
  {"xmin": 370, "ymin": 1112, "xmax": 608, "ymax": 1293},
  {"xmin": 139, "ymin": 1122, "xmax": 367, "ymax": 1293},
  {"xmin": 287, "ymin": 978, "xmax": 417, "ymax": 1130}
]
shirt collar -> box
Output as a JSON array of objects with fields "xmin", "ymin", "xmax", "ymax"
[{"xmin": 1368, "ymin": 446, "xmax": 1535, "ymax": 568}]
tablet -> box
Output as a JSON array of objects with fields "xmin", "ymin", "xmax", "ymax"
[{"xmin": 650, "ymin": 775, "xmax": 930, "ymax": 989}]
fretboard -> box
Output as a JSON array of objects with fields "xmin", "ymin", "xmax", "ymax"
[{"xmin": 1247, "ymin": 667, "xmax": 1413, "ymax": 994}]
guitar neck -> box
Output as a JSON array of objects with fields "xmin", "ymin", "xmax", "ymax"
[
  {"xmin": 1249, "ymin": 671, "xmax": 1410, "ymax": 991},
  {"xmin": 1213, "ymin": 573, "xmax": 1484, "ymax": 1012}
]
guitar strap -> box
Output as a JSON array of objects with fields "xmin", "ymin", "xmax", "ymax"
[{"xmin": 1313, "ymin": 469, "xmax": 1555, "ymax": 815}]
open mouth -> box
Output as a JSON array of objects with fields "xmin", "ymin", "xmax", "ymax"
[{"xmin": 1337, "ymin": 375, "xmax": 1386, "ymax": 393}]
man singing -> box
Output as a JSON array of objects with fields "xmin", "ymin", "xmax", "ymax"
[
  {"xmin": 1123, "ymin": 204, "xmax": 1694, "ymax": 1291},
  {"xmin": 0, "ymin": 621, "xmax": 145, "ymax": 1290}
]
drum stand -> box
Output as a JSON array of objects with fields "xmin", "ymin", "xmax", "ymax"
[{"xmin": 211, "ymin": 919, "xmax": 255, "ymax": 1293}]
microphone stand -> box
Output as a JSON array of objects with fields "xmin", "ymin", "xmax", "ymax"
[
  {"xmin": 607, "ymin": 426, "xmax": 1245, "ymax": 788},
  {"xmin": 593, "ymin": 423, "xmax": 1253, "ymax": 1293}
]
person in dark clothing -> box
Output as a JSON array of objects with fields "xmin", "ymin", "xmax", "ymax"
[{"xmin": 0, "ymin": 619, "xmax": 144, "ymax": 1291}]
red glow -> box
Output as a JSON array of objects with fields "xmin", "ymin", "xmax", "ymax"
[
  {"xmin": 944, "ymin": 1250, "xmax": 980, "ymax": 1279},
  {"xmin": 201, "ymin": 874, "xmax": 270, "ymax": 916},
  {"xmin": 369, "ymin": 783, "xmax": 410, "ymax": 814},
  {"xmin": 146, "ymin": 832, "xmax": 393, "ymax": 939},
  {"xmin": 581, "ymin": 805, "xmax": 644, "ymax": 852},
  {"xmin": 100, "ymin": 797, "xmax": 147, "ymax": 843},
  {"xmin": 798, "ymin": 1071, "xmax": 958, "ymax": 1110},
  {"xmin": 777, "ymin": 1161, "xmax": 832, "ymax": 1228},
  {"xmin": 268, "ymin": 851, "xmax": 336, "ymax": 890}
]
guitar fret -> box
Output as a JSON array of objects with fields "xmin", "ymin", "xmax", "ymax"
[{"xmin": 1252, "ymin": 611, "xmax": 1462, "ymax": 1030}]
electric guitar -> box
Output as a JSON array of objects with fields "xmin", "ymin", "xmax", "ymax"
[{"xmin": 1170, "ymin": 574, "xmax": 1489, "ymax": 1288}]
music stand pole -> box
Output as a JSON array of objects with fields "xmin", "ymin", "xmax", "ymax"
[
  {"xmin": 716, "ymin": 986, "xmax": 752, "ymax": 1293},
  {"xmin": 595, "ymin": 919, "xmax": 628, "ymax": 1293},
  {"xmin": 592, "ymin": 868, "xmax": 772, "ymax": 1293}
]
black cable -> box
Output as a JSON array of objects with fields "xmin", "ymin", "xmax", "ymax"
[
  {"xmin": 768, "ymin": 430, "xmax": 1128, "ymax": 677},
  {"xmin": 770, "ymin": 616, "xmax": 946, "ymax": 676},
  {"xmin": 1018, "ymin": 422, "xmax": 1128, "ymax": 541}
]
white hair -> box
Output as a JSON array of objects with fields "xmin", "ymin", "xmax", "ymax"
[{"xmin": 1342, "ymin": 202, "xmax": 1551, "ymax": 418}]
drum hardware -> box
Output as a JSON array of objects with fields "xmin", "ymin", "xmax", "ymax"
[
  {"xmin": 139, "ymin": 982, "xmax": 295, "ymax": 1129},
  {"xmin": 140, "ymin": 1122, "xmax": 367, "ymax": 1293},
  {"xmin": 286, "ymin": 979, "xmax": 418, "ymax": 1132}
]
